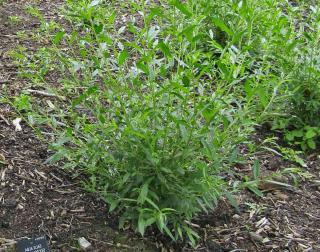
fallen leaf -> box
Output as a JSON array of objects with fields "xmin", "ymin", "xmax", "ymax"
[
  {"xmin": 274, "ymin": 191, "xmax": 289, "ymax": 200},
  {"xmin": 0, "ymin": 152, "xmax": 5, "ymax": 161},
  {"xmin": 259, "ymin": 179, "xmax": 292, "ymax": 191}
]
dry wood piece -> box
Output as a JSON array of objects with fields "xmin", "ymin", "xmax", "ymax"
[
  {"xmin": 0, "ymin": 115, "xmax": 10, "ymax": 126},
  {"xmin": 0, "ymin": 238, "xmax": 16, "ymax": 252},
  {"xmin": 25, "ymin": 89, "xmax": 57, "ymax": 97},
  {"xmin": 24, "ymin": 89, "xmax": 66, "ymax": 100}
]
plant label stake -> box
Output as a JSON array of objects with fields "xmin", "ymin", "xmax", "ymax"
[{"xmin": 16, "ymin": 235, "xmax": 50, "ymax": 252}]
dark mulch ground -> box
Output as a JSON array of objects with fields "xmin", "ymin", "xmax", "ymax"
[{"xmin": 0, "ymin": 1, "xmax": 319, "ymax": 252}]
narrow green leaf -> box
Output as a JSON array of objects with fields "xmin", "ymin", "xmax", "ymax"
[
  {"xmin": 136, "ymin": 61, "xmax": 149, "ymax": 74},
  {"xmin": 163, "ymin": 225, "xmax": 175, "ymax": 241},
  {"xmin": 138, "ymin": 214, "xmax": 146, "ymax": 236},
  {"xmin": 225, "ymin": 191, "xmax": 240, "ymax": 213},
  {"xmin": 158, "ymin": 41, "xmax": 171, "ymax": 58},
  {"xmin": 210, "ymin": 39, "xmax": 223, "ymax": 50},
  {"xmin": 252, "ymin": 160, "xmax": 260, "ymax": 180},
  {"xmin": 138, "ymin": 183, "xmax": 149, "ymax": 204},
  {"xmin": 184, "ymin": 226, "xmax": 198, "ymax": 246},
  {"xmin": 157, "ymin": 212, "xmax": 165, "ymax": 232},
  {"xmin": 109, "ymin": 200, "xmax": 119, "ymax": 212},
  {"xmin": 171, "ymin": 0, "xmax": 192, "ymax": 18},
  {"xmin": 145, "ymin": 217, "xmax": 156, "ymax": 226},
  {"xmin": 52, "ymin": 31, "xmax": 65, "ymax": 45},
  {"xmin": 118, "ymin": 49, "xmax": 128, "ymax": 66},
  {"xmin": 303, "ymin": 32, "xmax": 312, "ymax": 41},
  {"xmin": 247, "ymin": 184, "xmax": 263, "ymax": 197},
  {"xmin": 212, "ymin": 17, "xmax": 233, "ymax": 36}
]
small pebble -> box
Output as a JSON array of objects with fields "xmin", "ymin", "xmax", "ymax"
[
  {"xmin": 17, "ymin": 203, "xmax": 24, "ymax": 210},
  {"xmin": 232, "ymin": 214, "xmax": 241, "ymax": 220}
]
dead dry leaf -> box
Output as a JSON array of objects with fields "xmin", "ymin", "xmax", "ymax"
[{"xmin": 274, "ymin": 191, "xmax": 289, "ymax": 200}]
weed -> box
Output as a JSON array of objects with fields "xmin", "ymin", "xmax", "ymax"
[{"xmin": 8, "ymin": 15, "xmax": 22, "ymax": 25}]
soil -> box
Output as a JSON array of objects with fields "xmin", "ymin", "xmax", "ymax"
[{"xmin": 0, "ymin": 1, "xmax": 320, "ymax": 252}]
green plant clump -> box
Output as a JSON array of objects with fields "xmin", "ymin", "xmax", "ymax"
[{"xmin": 8, "ymin": 0, "xmax": 320, "ymax": 246}]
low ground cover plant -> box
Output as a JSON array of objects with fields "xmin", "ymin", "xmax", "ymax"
[{"xmin": 7, "ymin": 0, "xmax": 320, "ymax": 246}]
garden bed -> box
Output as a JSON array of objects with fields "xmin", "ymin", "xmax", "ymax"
[{"xmin": 0, "ymin": 1, "xmax": 319, "ymax": 251}]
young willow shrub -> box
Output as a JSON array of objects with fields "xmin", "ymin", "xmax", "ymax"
[
  {"xmin": 18, "ymin": 0, "xmax": 250, "ymax": 245},
  {"xmin": 15, "ymin": 0, "xmax": 320, "ymax": 245},
  {"xmin": 55, "ymin": 82, "xmax": 235, "ymax": 242},
  {"xmin": 34, "ymin": 0, "xmax": 254, "ymax": 244}
]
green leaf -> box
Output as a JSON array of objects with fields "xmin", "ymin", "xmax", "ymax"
[
  {"xmin": 225, "ymin": 191, "xmax": 240, "ymax": 213},
  {"xmin": 307, "ymin": 139, "xmax": 316, "ymax": 149},
  {"xmin": 292, "ymin": 130, "xmax": 303, "ymax": 138},
  {"xmin": 181, "ymin": 25, "xmax": 195, "ymax": 42},
  {"xmin": 179, "ymin": 124, "xmax": 188, "ymax": 142},
  {"xmin": 138, "ymin": 214, "xmax": 146, "ymax": 236},
  {"xmin": 252, "ymin": 160, "xmax": 260, "ymax": 180},
  {"xmin": 182, "ymin": 75, "xmax": 190, "ymax": 86},
  {"xmin": 45, "ymin": 151, "xmax": 64, "ymax": 164},
  {"xmin": 109, "ymin": 200, "xmax": 120, "ymax": 212},
  {"xmin": 163, "ymin": 225, "xmax": 176, "ymax": 241},
  {"xmin": 210, "ymin": 39, "xmax": 223, "ymax": 50},
  {"xmin": 184, "ymin": 226, "xmax": 198, "ymax": 246},
  {"xmin": 158, "ymin": 41, "xmax": 171, "ymax": 58},
  {"xmin": 305, "ymin": 129, "xmax": 317, "ymax": 139},
  {"xmin": 247, "ymin": 184, "xmax": 263, "ymax": 197},
  {"xmin": 145, "ymin": 217, "xmax": 156, "ymax": 226},
  {"xmin": 257, "ymin": 86, "xmax": 268, "ymax": 108},
  {"xmin": 264, "ymin": 180, "xmax": 292, "ymax": 189},
  {"xmin": 303, "ymin": 32, "xmax": 313, "ymax": 41},
  {"xmin": 94, "ymin": 23, "xmax": 103, "ymax": 34},
  {"xmin": 244, "ymin": 80, "xmax": 253, "ymax": 98},
  {"xmin": 136, "ymin": 61, "xmax": 149, "ymax": 74},
  {"xmin": 138, "ymin": 183, "xmax": 149, "ymax": 204},
  {"xmin": 72, "ymin": 85, "xmax": 98, "ymax": 107},
  {"xmin": 147, "ymin": 7, "xmax": 165, "ymax": 23},
  {"xmin": 118, "ymin": 49, "xmax": 128, "ymax": 66},
  {"xmin": 171, "ymin": 0, "xmax": 192, "ymax": 18},
  {"xmin": 174, "ymin": 226, "xmax": 181, "ymax": 240},
  {"xmin": 212, "ymin": 17, "xmax": 233, "ymax": 36},
  {"xmin": 157, "ymin": 212, "xmax": 165, "ymax": 232},
  {"xmin": 285, "ymin": 132, "xmax": 295, "ymax": 141},
  {"xmin": 52, "ymin": 31, "xmax": 65, "ymax": 45}
]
